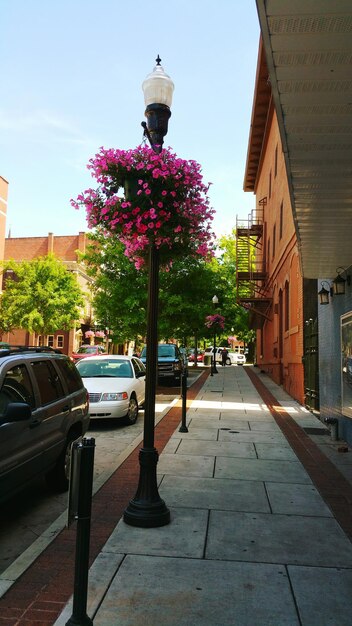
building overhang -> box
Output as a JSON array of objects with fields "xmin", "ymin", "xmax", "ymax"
[{"xmin": 253, "ymin": 0, "xmax": 352, "ymax": 279}]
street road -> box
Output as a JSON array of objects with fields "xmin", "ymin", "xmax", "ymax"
[{"xmin": 0, "ymin": 380, "xmax": 187, "ymax": 575}]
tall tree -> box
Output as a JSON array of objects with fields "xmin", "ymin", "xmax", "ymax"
[
  {"xmin": 159, "ymin": 255, "xmax": 219, "ymax": 345},
  {"xmin": 0, "ymin": 255, "xmax": 84, "ymax": 340},
  {"xmin": 82, "ymin": 231, "xmax": 148, "ymax": 347},
  {"xmin": 83, "ymin": 228, "xmax": 254, "ymax": 350},
  {"xmin": 83, "ymin": 231, "xmax": 219, "ymax": 347},
  {"xmin": 214, "ymin": 229, "xmax": 251, "ymax": 339}
]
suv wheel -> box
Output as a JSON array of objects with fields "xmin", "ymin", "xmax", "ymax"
[
  {"xmin": 124, "ymin": 394, "xmax": 138, "ymax": 425},
  {"xmin": 45, "ymin": 433, "xmax": 77, "ymax": 492}
]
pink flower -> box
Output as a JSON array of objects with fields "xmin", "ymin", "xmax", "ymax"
[{"xmin": 72, "ymin": 145, "xmax": 215, "ymax": 269}]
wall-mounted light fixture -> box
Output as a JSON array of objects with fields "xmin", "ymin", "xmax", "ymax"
[
  {"xmin": 333, "ymin": 267, "xmax": 351, "ymax": 296},
  {"xmin": 318, "ymin": 281, "xmax": 333, "ymax": 305}
]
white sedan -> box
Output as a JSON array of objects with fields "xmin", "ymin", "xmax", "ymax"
[{"xmin": 76, "ymin": 355, "xmax": 146, "ymax": 424}]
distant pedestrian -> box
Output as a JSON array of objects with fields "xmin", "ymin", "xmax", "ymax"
[{"xmin": 221, "ymin": 348, "xmax": 228, "ymax": 366}]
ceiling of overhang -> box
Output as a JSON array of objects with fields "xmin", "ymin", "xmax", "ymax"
[{"xmin": 255, "ymin": 0, "xmax": 352, "ymax": 279}]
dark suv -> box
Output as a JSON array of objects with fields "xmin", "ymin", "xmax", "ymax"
[
  {"xmin": 140, "ymin": 343, "xmax": 184, "ymax": 385},
  {"xmin": 0, "ymin": 347, "xmax": 89, "ymax": 503}
]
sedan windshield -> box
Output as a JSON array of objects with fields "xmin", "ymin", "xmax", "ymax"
[{"xmin": 77, "ymin": 359, "xmax": 133, "ymax": 378}]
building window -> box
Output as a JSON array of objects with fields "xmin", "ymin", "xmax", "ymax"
[
  {"xmin": 48, "ymin": 335, "xmax": 54, "ymax": 347},
  {"xmin": 2, "ymin": 269, "xmax": 16, "ymax": 290},
  {"xmin": 274, "ymin": 145, "xmax": 278, "ymax": 177},
  {"xmin": 267, "ymin": 238, "xmax": 270, "ymax": 265},
  {"xmin": 272, "ymin": 224, "xmax": 276, "ymax": 258},
  {"xmin": 285, "ymin": 281, "xmax": 289, "ymax": 331},
  {"xmin": 37, "ymin": 335, "xmax": 43, "ymax": 347},
  {"xmin": 269, "ymin": 170, "xmax": 272, "ymax": 198},
  {"xmin": 57, "ymin": 335, "xmax": 64, "ymax": 348},
  {"xmin": 279, "ymin": 201, "xmax": 283, "ymax": 239}
]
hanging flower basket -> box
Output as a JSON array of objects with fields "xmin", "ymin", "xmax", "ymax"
[
  {"xmin": 71, "ymin": 145, "xmax": 215, "ymax": 268},
  {"xmin": 205, "ymin": 314, "xmax": 225, "ymax": 330}
]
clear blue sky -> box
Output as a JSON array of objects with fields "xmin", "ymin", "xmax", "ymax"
[{"xmin": 1, "ymin": 0, "xmax": 260, "ymax": 240}]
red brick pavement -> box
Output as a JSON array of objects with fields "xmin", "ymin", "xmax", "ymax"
[{"xmin": 0, "ymin": 371, "xmax": 209, "ymax": 626}]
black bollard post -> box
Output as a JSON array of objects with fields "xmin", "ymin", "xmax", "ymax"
[
  {"xmin": 66, "ymin": 437, "xmax": 95, "ymax": 626},
  {"xmin": 179, "ymin": 370, "xmax": 188, "ymax": 433}
]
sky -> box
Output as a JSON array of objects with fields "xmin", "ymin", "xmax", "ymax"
[{"xmin": 1, "ymin": 0, "xmax": 260, "ymax": 241}]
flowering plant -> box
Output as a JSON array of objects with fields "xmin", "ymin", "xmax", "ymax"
[
  {"xmin": 95, "ymin": 330, "xmax": 106, "ymax": 338},
  {"xmin": 84, "ymin": 330, "xmax": 95, "ymax": 338},
  {"xmin": 205, "ymin": 314, "xmax": 225, "ymax": 330},
  {"xmin": 71, "ymin": 145, "xmax": 215, "ymax": 268}
]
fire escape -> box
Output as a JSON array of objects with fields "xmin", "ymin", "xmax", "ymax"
[{"xmin": 236, "ymin": 198, "xmax": 272, "ymax": 328}]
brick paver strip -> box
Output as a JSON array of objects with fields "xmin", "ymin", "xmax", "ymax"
[
  {"xmin": 0, "ymin": 370, "xmax": 209, "ymax": 626},
  {"xmin": 246, "ymin": 367, "xmax": 352, "ymax": 540}
]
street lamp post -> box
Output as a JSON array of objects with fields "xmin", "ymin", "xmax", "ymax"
[
  {"xmin": 124, "ymin": 57, "xmax": 174, "ymax": 528},
  {"xmin": 211, "ymin": 295, "xmax": 219, "ymax": 375}
]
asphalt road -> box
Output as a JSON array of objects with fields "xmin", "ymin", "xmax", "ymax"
[{"xmin": 0, "ymin": 370, "xmax": 201, "ymax": 575}]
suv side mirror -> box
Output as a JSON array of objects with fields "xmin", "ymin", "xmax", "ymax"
[{"xmin": 2, "ymin": 402, "xmax": 32, "ymax": 423}]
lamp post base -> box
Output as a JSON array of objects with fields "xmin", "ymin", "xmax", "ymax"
[{"xmin": 123, "ymin": 447, "xmax": 170, "ymax": 528}]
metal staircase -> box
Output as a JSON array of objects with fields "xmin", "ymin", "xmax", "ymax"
[{"xmin": 236, "ymin": 198, "xmax": 272, "ymax": 327}]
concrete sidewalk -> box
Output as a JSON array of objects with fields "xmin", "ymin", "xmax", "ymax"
[{"xmin": 56, "ymin": 365, "xmax": 352, "ymax": 626}]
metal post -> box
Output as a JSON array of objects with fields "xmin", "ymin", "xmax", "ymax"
[
  {"xmin": 179, "ymin": 371, "xmax": 188, "ymax": 433},
  {"xmin": 212, "ymin": 331, "xmax": 218, "ymax": 374},
  {"xmin": 66, "ymin": 438, "xmax": 95, "ymax": 626},
  {"xmin": 124, "ymin": 244, "xmax": 170, "ymax": 527}
]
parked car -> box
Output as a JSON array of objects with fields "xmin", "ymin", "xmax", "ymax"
[
  {"xmin": 231, "ymin": 352, "xmax": 246, "ymax": 365},
  {"xmin": 76, "ymin": 355, "xmax": 146, "ymax": 424},
  {"xmin": 204, "ymin": 347, "xmax": 246, "ymax": 366},
  {"xmin": 71, "ymin": 344, "xmax": 107, "ymax": 363},
  {"xmin": 0, "ymin": 347, "xmax": 90, "ymax": 503},
  {"xmin": 140, "ymin": 343, "xmax": 184, "ymax": 385},
  {"xmin": 188, "ymin": 349, "xmax": 204, "ymax": 363}
]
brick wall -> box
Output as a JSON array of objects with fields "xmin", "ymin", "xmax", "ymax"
[
  {"xmin": 0, "ymin": 176, "xmax": 8, "ymax": 264},
  {"xmin": 3, "ymin": 231, "xmax": 91, "ymax": 355},
  {"xmin": 4, "ymin": 232, "xmax": 87, "ymax": 262},
  {"xmin": 251, "ymin": 109, "xmax": 305, "ymax": 404}
]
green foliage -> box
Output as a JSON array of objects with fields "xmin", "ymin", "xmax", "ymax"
[
  {"xmin": 83, "ymin": 227, "xmax": 254, "ymax": 349},
  {"xmin": 211, "ymin": 230, "xmax": 251, "ymax": 340},
  {"xmin": 159, "ymin": 255, "xmax": 219, "ymax": 343},
  {"xmin": 82, "ymin": 231, "xmax": 148, "ymax": 345},
  {"xmin": 0, "ymin": 255, "xmax": 84, "ymax": 336}
]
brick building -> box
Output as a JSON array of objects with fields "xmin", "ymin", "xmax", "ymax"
[
  {"xmin": 2, "ymin": 232, "xmax": 93, "ymax": 355},
  {"xmin": 0, "ymin": 177, "xmax": 8, "ymax": 263},
  {"xmin": 237, "ymin": 40, "xmax": 317, "ymax": 406}
]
